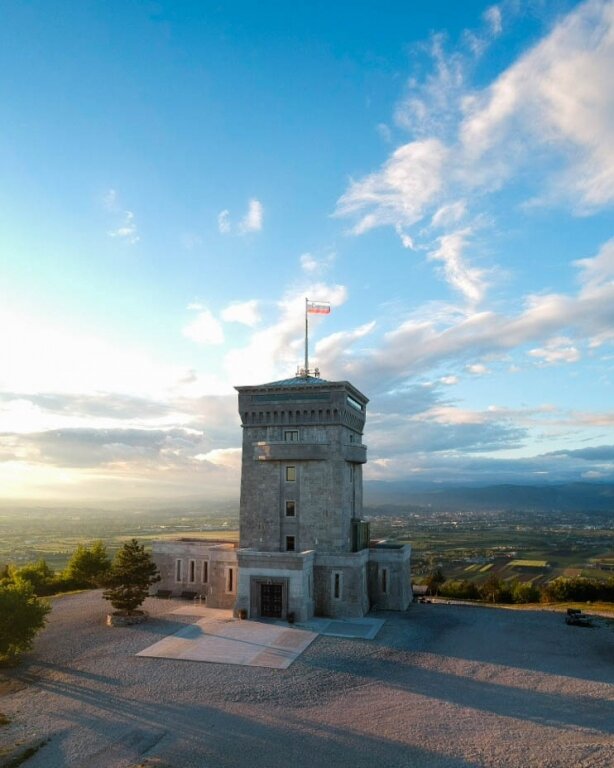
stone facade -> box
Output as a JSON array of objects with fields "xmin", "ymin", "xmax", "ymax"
[
  {"xmin": 152, "ymin": 374, "xmax": 412, "ymax": 620},
  {"xmin": 152, "ymin": 540, "xmax": 238, "ymax": 609}
]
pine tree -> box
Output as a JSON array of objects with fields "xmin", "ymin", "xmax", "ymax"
[{"xmin": 102, "ymin": 539, "xmax": 160, "ymax": 615}]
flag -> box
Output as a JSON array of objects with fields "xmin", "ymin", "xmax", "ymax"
[{"xmin": 307, "ymin": 301, "xmax": 331, "ymax": 315}]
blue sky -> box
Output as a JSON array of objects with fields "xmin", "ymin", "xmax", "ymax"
[{"xmin": 0, "ymin": 0, "xmax": 612, "ymax": 501}]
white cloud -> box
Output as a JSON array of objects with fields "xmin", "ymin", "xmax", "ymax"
[
  {"xmin": 575, "ymin": 237, "xmax": 614, "ymax": 294},
  {"xmin": 195, "ymin": 447, "xmax": 241, "ymax": 471},
  {"xmin": 336, "ymin": 0, "xmax": 614, "ymax": 302},
  {"xmin": 529, "ymin": 337, "xmax": 581, "ymax": 365},
  {"xmin": 218, "ymin": 199, "xmax": 264, "ymax": 235},
  {"xmin": 460, "ymin": 0, "xmax": 614, "ymax": 210},
  {"xmin": 336, "ymin": 139, "xmax": 449, "ymax": 234},
  {"xmin": 221, "ymin": 300, "xmax": 261, "ymax": 327},
  {"xmin": 182, "ymin": 308, "xmax": 224, "ymax": 345},
  {"xmin": 466, "ymin": 363, "xmax": 489, "ymax": 375},
  {"xmin": 217, "ymin": 210, "xmax": 231, "ymax": 234},
  {"xmin": 239, "ymin": 198, "xmax": 263, "ymax": 233},
  {"xmin": 431, "ymin": 200, "xmax": 467, "ymax": 229},
  {"xmin": 300, "ymin": 251, "xmax": 335, "ymax": 274},
  {"xmin": 484, "ymin": 5, "xmax": 503, "ymax": 37},
  {"xmin": 428, "ymin": 228, "xmax": 486, "ymax": 303},
  {"xmin": 108, "ymin": 211, "xmax": 139, "ymax": 244},
  {"xmin": 300, "ymin": 253, "xmax": 319, "ymax": 273},
  {"xmin": 103, "ymin": 189, "xmax": 139, "ymax": 244},
  {"xmin": 440, "ymin": 375, "xmax": 459, "ymax": 385}
]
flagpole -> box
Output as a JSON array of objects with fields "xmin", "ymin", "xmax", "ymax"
[{"xmin": 305, "ymin": 297, "xmax": 309, "ymax": 376}]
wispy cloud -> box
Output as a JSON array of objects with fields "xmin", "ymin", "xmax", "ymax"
[
  {"xmin": 335, "ymin": 0, "xmax": 614, "ymax": 301},
  {"xmin": 529, "ymin": 337, "xmax": 581, "ymax": 365},
  {"xmin": 104, "ymin": 188, "xmax": 139, "ymax": 244},
  {"xmin": 218, "ymin": 198, "xmax": 264, "ymax": 235},
  {"xmin": 300, "ymin": 251, "xmax": 335, "ymax": 275},
  {"xmin": 428, "ymin": 228, "xmax": 486, "ymax": 304}
]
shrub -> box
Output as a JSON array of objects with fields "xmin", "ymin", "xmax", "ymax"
[
  {"xmin": 439, "ymin": 580, "xmax": 480, "ymax": 600},
  {"xmin": 511, "ymin": 580, "xmax": 541, "ymax": 604},
  {"xmin": 0, "ymin": 580, "xmax": 50, "ymax": 663}
]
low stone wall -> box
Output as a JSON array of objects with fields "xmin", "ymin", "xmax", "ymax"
[{"xmin": 106, "ymin": 611, "xmax": 149, "ymax": 627}]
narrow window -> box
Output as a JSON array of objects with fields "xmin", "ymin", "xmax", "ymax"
[
  {"xmin": 284, "ymin": 430, "xmax": 299, "ymax": 442},
  {"xmin": 333, "ymin": 572, "xmax": 342, "ymax": 600},
  {"xmin": 189, "ymin": 559, "xmax": 196, "ymax": 583},
  {"xmin": 227, "ymin": 567, "xmax": 234, "ymax": 593},
  {"xmin": 285, "ymin": 500, "xmax": 296, "ymax": 517},
  {"xmin": 285, "ymin": 465, "xmax": 296, "ymax": 482},
  {"xmin": 202, "ymin": 560, "xmax": 209, "ymax": 584},
  {"xmin": 175, "ymin": 559, "xmax": 183, "ymax": 583},
  {"xmin": 381, "ymin": 567, "xmax": 389, "ymax": 595},
  {"xmin": 286, "ymin": 535, "xmax": 296, "ymax": 552}
]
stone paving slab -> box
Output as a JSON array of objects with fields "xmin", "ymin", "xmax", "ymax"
[
  {"xmin": 137, "ymin": 614, "xmax": 318, "ymax": 669},
  {"xmin": 298, "ymin": 617, "xmax": 385, "ymax": 639}
]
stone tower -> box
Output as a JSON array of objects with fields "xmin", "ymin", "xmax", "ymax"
[
  {"xmin": 236, "ymin": 375, "xmax": 369, "ymax": 555},
  {"xmin": 234, "ymin": 374, "xmax": 411, "ymax": 621}
]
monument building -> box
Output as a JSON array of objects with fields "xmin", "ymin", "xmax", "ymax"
[{"xmin": 152, "ymin": 372, "xmax": 412, "ymax": 620}]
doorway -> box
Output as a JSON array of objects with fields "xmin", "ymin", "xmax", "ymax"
[{"xmin": 260, "ymin": 583, "xmax": 283, "ymax": 617}]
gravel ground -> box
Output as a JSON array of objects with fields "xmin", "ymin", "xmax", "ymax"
[{"xmin": 1, "ymin": 591, "xmax": 613, "ymax": 768}]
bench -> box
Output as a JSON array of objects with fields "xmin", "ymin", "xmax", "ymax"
[
  {"xmin": 154, "ymin": 589, "xmax": 172, "ymax": 599},
  {"xmin": 180, "ymin": 590, "xmax": 197, "ymax": 600}
]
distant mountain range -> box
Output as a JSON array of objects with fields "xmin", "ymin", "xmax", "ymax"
[{"xmin": 364, "ymin": 481, "xmax": 614, "ymax": 513}]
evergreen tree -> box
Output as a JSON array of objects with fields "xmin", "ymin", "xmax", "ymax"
[
  {"xmin": 0, "ymin": 580, "xmax": 50, "ymax": 663},
  {"xmin": 103, "ymin": 539, "xmax": 160, "ymax": 615}
]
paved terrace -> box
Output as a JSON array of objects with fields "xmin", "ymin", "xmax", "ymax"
[{"xmin": 0, "ymin": 591, "xmax": 613, "ymax": 768}]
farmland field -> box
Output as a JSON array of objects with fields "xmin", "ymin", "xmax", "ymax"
[{"xmin": 0, "ymin": 500, "xmax": 612, "ymax": 591}]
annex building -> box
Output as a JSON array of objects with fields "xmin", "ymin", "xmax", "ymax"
[{"xmin": 153, "ymin": 374, "xmax": 412, "ymax": 621}]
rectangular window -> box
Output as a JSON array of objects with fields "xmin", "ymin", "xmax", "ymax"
[
  {"xmin": 286, "ymin": 535, "xmax": 296, "ymax": 552},
  {"xmin": 284, "ymin": 430, "xmax": 299, "ymax": 442},
  {"xmin": 189, "ymin": 559, "xmax": 196, "ymax": 583},
  {"xmin": 285, "ymin": 465, "xmax": 296, "ymax": 482},
  {"xmin": 175, "ymin": 559, "xmax": 183, "ymax": 583},
  {"xmin": 333, "ymin": 571, "xmax": 342, "ymax": 600},
  {"xmin": 381, "ymin": 567, "xmax": 389, "ymax": 595},
  {"xmin": 285, "ymin": 500, "xmax": 296, "ymax": 517},
  {"xmin": 202, "ymin": 560, "xmax": 209, "ymax": 584},
  {"xmin": 227, "ymin": 567, "xmax": 235, "ymax": 593}
]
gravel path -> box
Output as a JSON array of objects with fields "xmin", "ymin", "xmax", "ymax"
[{"xmin": 1, "ymin": 591, "xmax": 613, "ymax": 767}]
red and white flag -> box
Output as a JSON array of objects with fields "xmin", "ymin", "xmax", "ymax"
[{"xmin": 307, "ymin": 301, "xmax": 331, "ymax": 315}]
